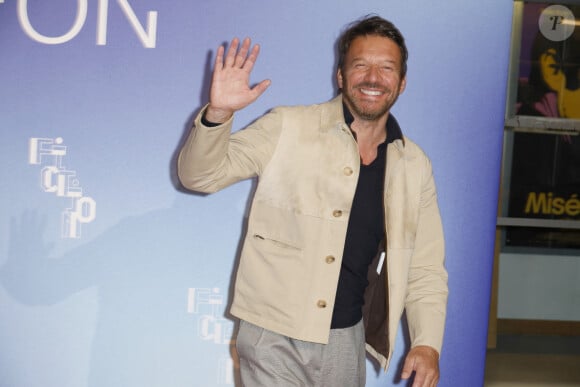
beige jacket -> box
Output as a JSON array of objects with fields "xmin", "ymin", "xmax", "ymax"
[{"xmin": 177, "ymin": 95, "xmax": 448, "ymax": 370}]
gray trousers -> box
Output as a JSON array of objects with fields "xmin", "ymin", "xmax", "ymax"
[{"xmin": 236, "ymin": 319, "xmax": 366, "ymax": 387}]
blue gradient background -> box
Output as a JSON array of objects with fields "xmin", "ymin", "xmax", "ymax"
[{"xmin": 0, "ymin": 1, "xmax": 512, "ymax": 386}]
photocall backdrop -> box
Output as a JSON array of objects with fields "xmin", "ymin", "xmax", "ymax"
[{"xmin": 0, "ymin": 1, "xmax": 512, "ymax": 386}]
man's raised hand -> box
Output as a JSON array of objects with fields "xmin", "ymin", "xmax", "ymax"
[{"xmin": 205, "ymin": 37, "xmax": 271, "ymax": 124}]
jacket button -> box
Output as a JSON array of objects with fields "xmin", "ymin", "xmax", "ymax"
[
  {"xmin": 317, "ymin": 300, "xmax": 327, "ymax": 308},
  {"xmin": 325, "ymin": 255, "xmax": 335, "ymax": 264},
  {"xmin": 332, "ymin": 210, "xmax": 342, "ymax": 217},
  {"xmin": 343, "ymin": 167, "xmax": 353, "ymax": 176}
]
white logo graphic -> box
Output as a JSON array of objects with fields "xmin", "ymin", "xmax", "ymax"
[
  {"xmin": 5, "ymin": 0, "xmax": 157, "ymax": 47},
  {"xmin": 187, "ymin": 287, "xmax": 236, "ymax": 384},
  {"xmin": 218, "ymin": 357, "xmax": 236, "ymax": 385},
  {"xmin": 29, "ymin": 137, "xmax": 96, "ymax": 238},
  {"xmin": 539, "ymin": 5, "xmax": 575, "ymax": 42},
  {"xmin": 187, "ymin": 287, "xmax": 233, "ymax": 344}
]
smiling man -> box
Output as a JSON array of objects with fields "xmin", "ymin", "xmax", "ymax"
[{"xmin": 178, "ymin": 15, "xmax": 448, "ymax": 387}]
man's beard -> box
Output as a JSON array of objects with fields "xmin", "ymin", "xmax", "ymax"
[{"xmin": 342, "ymin": 82, "xmax": 399, "ymax": 121}]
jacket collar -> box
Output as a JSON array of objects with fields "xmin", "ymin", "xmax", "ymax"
[{"xmin": 321, "ymin": 95, "xmax": 405, "ymax": 147}]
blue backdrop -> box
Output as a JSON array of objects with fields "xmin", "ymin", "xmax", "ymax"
[{"xmin": 0, "ymin": 1, "xmax": 512, "ymax": 386}]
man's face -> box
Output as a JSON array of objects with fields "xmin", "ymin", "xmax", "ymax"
[{"xmin": 338, "ymin": 35, "xmax": 407, "ymax": 122}]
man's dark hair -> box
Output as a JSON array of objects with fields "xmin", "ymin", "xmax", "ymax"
[{"xmin": 337, "ymin": 15, "xmax": 408, "ymax": 77}]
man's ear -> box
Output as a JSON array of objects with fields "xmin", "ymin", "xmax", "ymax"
[
  {"xmin": 399, "ymin": 76, "xmax": 407, "ymax": 94},
  {"xmin": 540, "ymin": 48, "xmax": 565, "ymax": 92},
  {"xmin": 337, "ymin": 68, "xmax": 343, "ymax": 89}
]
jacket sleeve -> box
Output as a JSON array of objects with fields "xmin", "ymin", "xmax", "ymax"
[
  {"xmin": 177, "ymin": 105, "xmax": 282, "ymax": 193},
  {"xmin": 404, "ymin": 153, "xmax": 448, "ymax": 354}
]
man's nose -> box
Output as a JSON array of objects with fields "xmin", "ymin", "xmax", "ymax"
[{"xmin": 364, "ymin": 65, "xmax": 381, "ymax": 82}]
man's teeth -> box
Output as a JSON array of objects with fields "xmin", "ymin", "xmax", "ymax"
[{"xmin": 361, "ymin": 89, "xmax": 382, "ymax": 96}]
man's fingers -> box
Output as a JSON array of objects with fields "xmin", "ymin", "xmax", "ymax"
[
  {"xmin": 224, "ymin": 37, "xmax": 240, "ymax": 67},
  {"xmin": 242, "ymin": 43, "xmax": 260, "ymax": 72},
  {"xmin": 214, "ymin": 44, "xmax": 225, "ymax": 71},
  {"xmin": 411, "ymin": 368, "xmax": 438, "ymax": 387},
  {"xmin": 234, "ymin": 37, "xmax": 251, "ymax": 68},
  {"xmin": 250, "ymin": 79, "xmax": 271, "ymax": 99},
  {"xmin": 401, "ymin": 355, "xmax": 415, "ymax": 379},
  {"xmin": 217, "ymin": 38, "xmax": 260, "ymax": 71},
  {"xmin": 401, "ymin": 346, "xmax": 440, "ymax": 387}
]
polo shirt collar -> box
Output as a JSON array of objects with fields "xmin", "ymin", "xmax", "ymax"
[{"xmin": 342, "ymin": 102, "xmax": 404, "ymax": 145}]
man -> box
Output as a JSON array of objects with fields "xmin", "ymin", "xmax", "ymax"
[{"xmin": 178, "ymin": 16, "xmax": 448, "ymax": 387}]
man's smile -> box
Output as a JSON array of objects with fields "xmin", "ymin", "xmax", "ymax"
[{"xmin": 359, "ymin": 88, "xmax": 384, "ymax": 96}]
